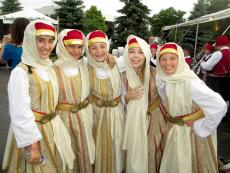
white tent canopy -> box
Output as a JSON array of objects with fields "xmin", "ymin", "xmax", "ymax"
[
  {"xmin": 163, "ymin": 8, "xmax": 230, "ymax": 30},
  {"xmin": 0, "ymin": 8, "xmax": 58, "ymax": 25}
]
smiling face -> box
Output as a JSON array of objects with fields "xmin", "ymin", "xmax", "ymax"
[
  {"xmin": 65, "ymin": 44, "xmax": 83, "ymax": 60},
  {"xmin": 36, "ymin": 35, "xmax": 54, "ymax": 59},
  {"xmin": 128, "ymin": 47, "xmax": 145, "ymax": 73},
  {"xmin": 159, "ymin": 53, "xmax": 179, "ymax": 75},
  {"xmin": 88, "ymin": 42, "xmax": 108, "ymax": 62}
]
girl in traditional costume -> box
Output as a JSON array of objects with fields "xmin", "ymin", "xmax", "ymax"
[
  {"xmin": 122, "ymin": 35, "xmax": 166, "ymax": 173},
  {"xmin": 85, "ymin": 30, "xmax": 125, "ymax": 173},
  {"xmin": 54, "ymin": 29, "xmax": 95, "ymax": 173},
  {"xmin": 156, "ymin": 42, "xmax": 227, "ymax": 173},
  {"xmin": 2, "ymin": 20, "xmax": 75, "ymax": 173}
]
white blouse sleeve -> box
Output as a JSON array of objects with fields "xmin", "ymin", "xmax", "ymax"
[
  {"xmin": 191, "ymin": 79, "xmax": 227, "ymax": 137},
  {"xmin": 8, "ymin": 67, "xmax": 42, "ymax": 148},
  {"xmin": 200, "ymin": 51, "xmax": 222, "ymax": 71}
]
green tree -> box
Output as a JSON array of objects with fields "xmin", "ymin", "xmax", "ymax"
[
  {"xmin": 54, "ymin": 0, "xmax": 84, "ymax": 30},
  {"xmin": 82, "ymin": 6, "xmax": 108, "ymax": 34},
  {"xmin": 150, "ymin": 7, "xmax": 185, "ymax": 36},
  {"xmin": 189, "ymin": 0, "xmax": 230, "ymax": 19},
  {"xmin": 189, "ymin": 0, "xmax": 209, "ymax": 20},
  {"xmin": 111, "ymin": 0, "xmax": 150, "ymax": 49},
  {"xmin": 207, "ymin": 0, "xmax": 230, "ymax": 13},
  {"xmin": 0, "ymin": 0, "xmax": 22, "ymax": 15}
]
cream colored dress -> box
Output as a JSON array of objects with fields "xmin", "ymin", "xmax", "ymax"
[
  {"xmin": 3, "ymin": 64, "xmax": 72, "ymax": 173},
  {"xmin": 88, "ymin": 64, "xmax": 125, "ymax": 173},
  {"xmin": 122, "ymin": 67, "xmax": 167, "ymax": 173},
  {"xmin": 55, "ymin": 65, "xmax": 94, "ymax": 173}
]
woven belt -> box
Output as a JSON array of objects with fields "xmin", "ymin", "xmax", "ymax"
[
  {"xmin": 147, "ymin": 96, "xmax": 160, "ymax": 113},
  {"xmin": 92, "ymin": 95, "xmax": 121, "ymax": 107},
  {"xmin": 56, "ymin": 97, "xmax": 90, "ymax": 113},
  {"xmin": 164, "ymin": 108, "xmax": 204, "ymax": 126},
  {"xmin": 33, "ymin": 110, "xmax": 56, "ymax": 124}
]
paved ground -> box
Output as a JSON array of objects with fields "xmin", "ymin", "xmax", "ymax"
[
  {"xmin": 0, "ymin": 68, "xmax": 229, "ymax": 173},
  {"xmin": 0, "ymin": 68, "xmax": 10, "ymax": 173}
]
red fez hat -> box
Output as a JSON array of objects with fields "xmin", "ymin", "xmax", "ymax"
[
  {"xmin": 204, "ymin": 43, "xmax": 214, "ymax": 52},
  {"xmin": 34, "ymin": 22, "xmax": 55, "ymax": 37},
  {"xmin": 128, "ymin": 38, "xmax": 140, "ymax": 48},
  {"xmin": 216, "ymin": 35, "xmax": 229, "ymax": 47},
  {"xmin": 63, "ymin": 30, "xmax": 84, "ymax": 46},
  {"xmin": 159, "ymin": 43, "xmax": 178, "ymax": 56},
  {"xmin": 88, "ymin": 30, "xmax": 107, "ymax": 46},
  {"xmin": 150, "ymin": 43, "xmax": 158, "ymax": 49}
]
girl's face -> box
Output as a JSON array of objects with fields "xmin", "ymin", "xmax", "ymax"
[
  {"xmin": 150, "ymin": 48, "xmax": 157, "ymax": 57},
  {"xmin": 65, "ymin": 44, "xmax": 83, "ymax": 60},
  {"xmin": 204, "ymin": 49, "xmax": 211, "ymax": 55},
  {"xmin": 36, "ymin": 35, "xmax": 54, "ymax": 59},
  {"xmin": 128, "ymin": 47, "xmax": 145, "ymax": 72},
  {"xmin": 159, "ymin": 53, "xmax": 179, "ymax": 75},
  {"xmin": 88, "ymin": 42, "xmax": 108, "ymax": 62}
]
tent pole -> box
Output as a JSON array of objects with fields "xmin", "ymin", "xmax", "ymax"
[
  {"xmin": 222, "ymin": 24, "xmax": 230, "ymax": 35},
  {"xmin": 57, "ymin": 16, "xmax": 60, "ymax": 33},
  {"xmin": 174, "ymin": 25, "xmax": 178, "ymax": 42},
  {"xmin": 193, "ymin": 24, "xmax": 199, "ymax": 66}
]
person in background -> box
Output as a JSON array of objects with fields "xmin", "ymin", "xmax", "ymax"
[
  {"xmin": 195, "ymin": 42, "xmax": 214, "ymax": 65},
  {"xmin": 2, "ymin": 20, "xmax": 75, "ymax": 173},
  {"xmin": 54, "ymin": 29, "xmax": 95, "ymax": 173},
  {"xmin": 0, "ymin": 17, "xmax": 29, "ymax": 69},
  {"xmin": 112, "ymin": 48, "xmax": 119, "ymax": 58},
  {"xmin": 117, "ymin": 46, "xmax": 125, "ymax": 72},
  {"xmin": 201, "ymin": 35, "xmax": 230, "ymax": 105},
  {"xmin": 182, "ymin": 43, "xmax": 193, "ymax": 67},
  {"xmin": 122, "ymin": 35, "xmax": 166, "ymax": 173},
  {"xmin": 148, "ymin": 35, "xmax": 155, "ymax": 44},
  {"xmin": 150, "ymin": 43, "xmax": 158, "ymax": 67},
  {"xmin": 156, "ymin": 42, "xmax": 226, "ymax": 173},
  {"xmin": 195, "ymin": 42, "xmax": 214, "ymax": 80},
  {"xmin": 85, "ymin": 30, "xmax": 125, "ymax": 173}
]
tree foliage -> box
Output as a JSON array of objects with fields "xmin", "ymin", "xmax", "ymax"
[
  {"xmin": 54, "ymin": 0, "xmax": 84, "ymax": 30},
  {"xmin": 82, "ymin": 6, "xmax": 108, "ymax": 34},
  {"xmin": 111, "ymin": 0, "xmax": 151, "ymax": 48},
  {"xmin": 189, "ymin": 0, "xmax": 209, "ymax": 20},
  {"xmin": 0, "ymin": 0, "xmax": 22, "ymax": 15},
  {"xmin": 189, "ymin": 0, "xmax": 230, "ymax": 19},
  {"xmin": 207, "ymin": 0, "xmax": 230, "ymax": 13},
  {"xmin": 150, "ymin": 7, "xmax": 186, "ymax": 36}
]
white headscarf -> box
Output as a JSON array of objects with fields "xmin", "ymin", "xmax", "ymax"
[
  {"xmin": 85, "ymin": 30, "xmax": 110, "ymax": 69},
  {"xmin": 55, "ymin": 29, "xmax": 95, "ymax": 164},
  {"xmin": 156, "ymin": 42, "xmax": 198, "ymax": 116},
  {"xmin": 21, "ymin": 20, "xmax": 57, "ymax": 70},
  {"xmin": 55, "ymin": 29, "xmax": 86, "ymax": 68},
  {"xmin": 122, "ymin": 35, "xmax": 151, "ymax": 173}
]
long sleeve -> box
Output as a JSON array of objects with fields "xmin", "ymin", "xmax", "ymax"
[
  {"xmin": 200, "ymin": 51, "xmax": 222, "ymax": 71},
  {"xmin": 191, "ymin": 79, "xmax": 227, "ymax": 137},
  {"xmin": 8, "ymin": 67, "xmax": 42, "ymax": 148}
]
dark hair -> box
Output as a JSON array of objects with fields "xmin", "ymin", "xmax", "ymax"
[
  {"xmin": 10, "ymin": 17, "xmax": 30, "ymax": 45},
  {"xmin": 181, "ymin": 43, "xmax": 193, "ymax": 51}
]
